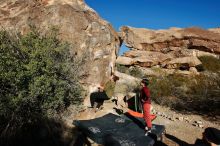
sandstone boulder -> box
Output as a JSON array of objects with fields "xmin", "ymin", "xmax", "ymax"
[
  {"xmin": 116, "ymin": 56, "xmax": 134, "ymax": 66},
  {"xmin": 165, "ymin": 57, "xmax": 202, "ymax": 69},
  {"xmin": 120, "ymin": 26, "xmax": 220, "ymax": 54},
  {"xmin": 133, "ymin": 57, "xmax": 156, "ymax": 67},
  {"xmin": 209, "ymin": 28, "xmax": 220, "ymax": 34},
  {"xmin": 0, "ymin": 0, "xmax": 120, "ymax": 96},
  {"xmin": 124, "ymin": 50, "xmax": 173, "ymax": 65},
  {"xmin": 115, "ymin": 71, "xmax": 140, "ymax": 83},
  {"xmin": 118, "ymin": 26, "xmax": 220, "ymax": 74},
  {"xmin": 116, "ymin": 56, "xmax": 156, "ymax": 67}
]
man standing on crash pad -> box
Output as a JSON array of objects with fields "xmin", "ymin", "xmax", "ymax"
[{"xmin": 140, "ymin": 78, "xmax": 152, "ymax": 136}]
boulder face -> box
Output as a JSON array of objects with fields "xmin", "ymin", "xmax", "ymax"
[
  {"xmin": 0, "ymin": 0, "xmax": 120, "ymax": 94},
  {"xmin": 209, "ymin": 28, "xmax": 220, "ymax": 34},
  {"xmin": 118, "ymin": 26, "xmax": 220, "ymax": 73},
  {"xmin": 120, "ymin": 26, "xmax": 220, "ymax": 54}
]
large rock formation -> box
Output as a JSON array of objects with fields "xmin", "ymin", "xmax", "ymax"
[
  {"xmin": 117, "ymin": 26, "xmax": 220, "ymax": 74},
  {"xmin": 0, "ymin": 0, "xmax": 120, "ymax": 100},
  {"xmin": 120, "ymin": 26, "xmax": 220, "ymax": 54},
  {"xmin": 209, "ymin": 28, "xmax": 220, "ymax": 34}
]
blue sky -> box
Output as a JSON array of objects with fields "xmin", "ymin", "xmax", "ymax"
[{"xmin": 85, "ymin": 0, "xmax": 220, "ymax": 55}]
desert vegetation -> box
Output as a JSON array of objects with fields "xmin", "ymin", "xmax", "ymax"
[
  {"xmin": 116, "ymin": 64, "xmax": 143, "ymax": 78},
  {"xmin": 149, "ymin": 73, "xmax": 220, "ymax": 114},
  {"xmin": 116, "ymin": 56, "xmax": 220, "ymax": 116},
  {"xmin": 0, "ymin": 29, "xmax": 84, "ymax": 145}
]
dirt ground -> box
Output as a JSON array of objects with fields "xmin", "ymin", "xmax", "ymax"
[{"xmin": 151, "ymin": 103, "xmax": 220, "ymax": 146}]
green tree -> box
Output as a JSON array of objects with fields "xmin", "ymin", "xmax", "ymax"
[{"xmin": 0, "ymin": 29, "xmax": 83, "ymax": 135}]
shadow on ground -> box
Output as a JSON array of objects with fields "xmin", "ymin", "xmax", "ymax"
[
  {"xmin": 159, "ymin": 134, "xmax": 210, "ymax": 146},
  {"xmin": 0, "ymin": 118, "xmax": 77, "ymax": 146}
]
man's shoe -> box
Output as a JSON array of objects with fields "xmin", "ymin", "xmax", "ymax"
[
  {"xmin": 144, "ymin": 129, "xmax": 151, "ymax": 136},
  {"xmin": 144, "ymin": 127, "xmax": 151, "ymax": 136}
]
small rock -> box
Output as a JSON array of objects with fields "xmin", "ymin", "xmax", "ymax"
[
  {"xmin": 184, "ymin": 117, "xmax": 190, "ymax": 123},
  {"xmin": 192, "ymin": 123, "xmax": 198, "ymax": 127},
  {"xmin": 198, "ymin": 124, "xmax": 204, "ymax": 128},
  {"xmin": 157, "ymin": 112, "xmax": 162, "ymax": 116},
  {"xmin": 162, "ymin": 113, "xmax": 167, "ymax": 117},
  {"xmin": 177, "ymin": 117, "xmax": 184, "ymax": 121},
  {"xmin": 169, "ymin": 117, "xmax": 175, "ymax": 121},
  {"xmin": 184, "ymin": 117, "xmax": 189, "ymax": 120},
  {"xmin": 152, "ymin": 109, "xmax": 156, "ymax": 113},
  {"xmin": 195, "ymin": 120, "xmax": 203, "ymax": 124}
]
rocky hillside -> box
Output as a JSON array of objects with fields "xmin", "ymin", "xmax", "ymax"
[
  {"xmin": 0, "ymin": 0, "xmax": 120, "ymax": 101},
  {"xmin": 116, "ymin": 26, "xmax": 220, "ymax": 120},
  {"xmin": 117, "ymin": 26, "xmax": 220, "ymax": 75}
]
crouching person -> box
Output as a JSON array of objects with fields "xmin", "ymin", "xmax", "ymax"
[
  {"xmin": 90, "ymin": 85, "xmax": 108, "ymax": 110},
  {"xmin": 90, "ymin": 74, "xmax": 119, "ymax": 111}
]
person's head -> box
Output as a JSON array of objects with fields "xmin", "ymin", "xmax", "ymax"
[{"xmin": 141, "ymin": 78, "xmax": 149, "ymax": 87}]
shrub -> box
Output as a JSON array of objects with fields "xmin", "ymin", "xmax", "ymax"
[
  {"xmin": 116, "ymin": 56, "xmax": 220, "ymax": 115},
  {"xmin": 198, "ymin": 56, "xmax": 220, "ymax": 72},
  {"xmin": 149, "ymin": 75, "xmax": 182, "ymax": 108},
  {"xmin": 128, "ymin": 67, "xmax": 143, "ymax": 78},
  {"xmin": 116, "ymin": 64, "xmax": 128, "ymax": 73},
  {"xmin": 0, "ymin": 29, "xmax": 83, "ymax": 136},
  {"xmin": 149, "ymin": 73, "xmax": 220, "ymax": 114},
  {"xmin": 186, "ymin": 73, "xmax": 220, "ymax": 112},
  {"xmin": 116, "ymin": 64, "xmax": 144, "ymax": 78}
]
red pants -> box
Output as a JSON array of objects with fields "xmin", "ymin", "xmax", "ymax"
[{"xmin": 143, "ymin": 103, "xmax": 152, "ymax": 128}]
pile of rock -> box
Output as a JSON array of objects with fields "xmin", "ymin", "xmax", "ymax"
[
  {"xmin": 153, "ymin": 109, "xmax": 205, "ymax": 128},
  {"xmin": 117, "ymin": 26, "xmax": 220, "ymax": 75},
  {"xmin": 193, "ymin": 120, "xmax": 204, "ymax": 128}
]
